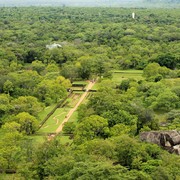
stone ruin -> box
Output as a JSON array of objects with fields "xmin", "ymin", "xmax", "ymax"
[{"xmin": 140, "ymin": 130, "xmax": 180, "ymax": 155}]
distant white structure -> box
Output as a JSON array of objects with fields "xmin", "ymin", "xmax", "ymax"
[
  {"xmin": 46, "ymin": 43, "xmax": 62, "ymax": 50},
  {"xmin": 132, "ymin": 12, "xmax": 135, "ymax": 19}
]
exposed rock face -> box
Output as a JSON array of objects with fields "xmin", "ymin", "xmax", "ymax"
[{"xmin": 140, "ymin": 130, "xmax": 180, "ymax": 155}]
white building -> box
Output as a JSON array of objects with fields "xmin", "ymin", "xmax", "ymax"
[
  {"xmin": 46, "ymin": 43, "xmax": 62, "ymax": 50},
  {"xmin": 132, "ymin": 12, "xmax": 135, "ymax": 19}
]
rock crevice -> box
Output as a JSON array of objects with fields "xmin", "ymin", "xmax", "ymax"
[{"xmin": 140, "ymin": 130, "xmax": 180, "ymax": 155}]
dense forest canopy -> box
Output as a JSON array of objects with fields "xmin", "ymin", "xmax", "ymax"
[{"xmin": 0, "ymin": 6, "xmax": 180, "ymax": 179}]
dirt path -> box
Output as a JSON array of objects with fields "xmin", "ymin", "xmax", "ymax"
[{"xmin": 55, "ymin": 81, "xmax": 96, "ymax": 134}]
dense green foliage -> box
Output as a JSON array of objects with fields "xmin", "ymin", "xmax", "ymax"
[{"xmin": 0, "ymin": 7, "xmax": 180, "ymax": 179}]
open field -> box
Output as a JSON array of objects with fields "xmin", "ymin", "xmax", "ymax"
[{"xmin": 112, "ymin": 70, "xmax": 144, "ymax": 84}]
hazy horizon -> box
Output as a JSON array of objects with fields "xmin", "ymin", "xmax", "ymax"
[
  {"xmin": 0, "ymin": 0, "xmax": 141, "ymax": 7},
  {"xmin": 0, "ymin": 0, "xmax": 179, "ymax": 8}
]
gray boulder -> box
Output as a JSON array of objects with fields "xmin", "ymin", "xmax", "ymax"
[{"xmin": 140, "ymin": 130, "xmax": 180, "ymax": 155}]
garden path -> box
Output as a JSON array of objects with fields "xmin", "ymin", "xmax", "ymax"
[{"xmin": 55, "ymin": 80, "xmax": 96, "ymax": 134}]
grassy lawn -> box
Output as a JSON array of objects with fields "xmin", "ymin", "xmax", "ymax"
[
  {"xmin": 68, "ymin": 93, "xmax": 81, "ymax": 108},
  {"xmin": 112, "ymin": 70, "xmax": 143, "ymax": 84},
  {"xmin": 112, "ymin": 70, "xmax": 143, "ymax": 73},
  {"xmin": 68, "ymin": 111, "xmax": 78, "ymax": 123},
  {"xmin": 32, "ymin": 135, "xmax": 47, "ymax": 144},
  {"xmin": 71, "ymin": 87, "xmax": 84, "ymax": 91},
  {"xmin": 71, "ymin": 80, "xmax": 88, "ymax": 91},
  {"xmin": 38, "ymin": 107, "xmax": 70, "ymax": 133},
  {"xmin": 91, "ymin": 83, "xmax": 99, "ymax": 90},
  {"xmin": 38, "ymin": 104, "xmax": 56, "ymax": 120},
  {"xmin": 37, "ymin": 93, "xmax": 81, "ymax": 134},
  {"xmin": 163, "ymin": 78, "xmax": 180, "ymax": 86},
  {"xmin": 72, "ymin": 81, "xmax": 88, "ymax": 85},
  {"xmin": 72, "ymin": 91, "xmax": 84, "ymax": 94}
]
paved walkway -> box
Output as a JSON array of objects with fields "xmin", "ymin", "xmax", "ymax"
[{"xmin": 55, "ymin": 81, "xmax": 96, "ymax": 134}]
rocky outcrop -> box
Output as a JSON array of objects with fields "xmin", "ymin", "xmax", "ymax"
[{"xmin": 140, "ymin": 130, "xmax": 180, "ymax": 155}]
